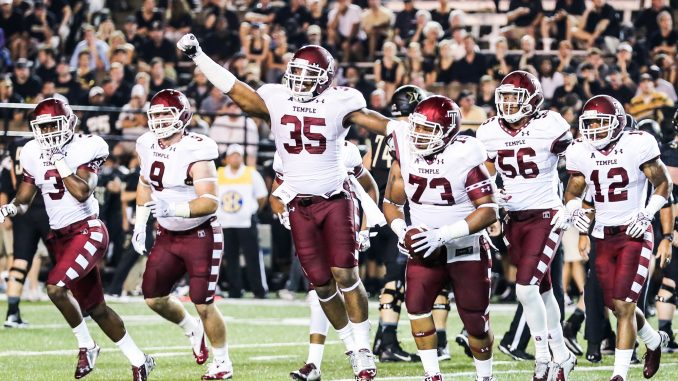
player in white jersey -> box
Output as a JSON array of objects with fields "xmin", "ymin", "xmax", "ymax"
[
  {"xmin": 271, "ymin": 141, "xmax": 382, "ymax": 381},
  {"xmin": 475, "ymin": 70, "xmax": 575, "ymax": 381},
  {"xmin": 0, "ymin": 98, "xmax": 154, "ymax": 380},
  {"xmin": 384, "ymin": 96, "xmax": 498, "ymax": 381},
  {"xmin": 132, "ymin": 89, "xmax": 232, "ymax": 380},
  {"xmin": 176, "ymin": 33, "xmax": 397, "ymax": 380},
  {"xmin": 564, "ymin": 95, "xmax": 672, "ymax": 381}
]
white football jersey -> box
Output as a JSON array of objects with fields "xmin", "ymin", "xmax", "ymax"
[
  {"xmin": 258, "ymin": 84, "xmax": 367, "ymax": 197},
  {"xmin": 136, "ymin": 131, "xmax": 219, "ymax": 231},
  {"xmin": 566, "ymin": 130, "xmax": 660, "ymax": 235},
  {"xmin": 476, "ymin": 110, "xmax": 571, "ymax": 211},
  {"xmin": 273, "ymin": 140, "xmax": 363, "ymax": 177},
  {"xmin": 21, "ymin": 134, "xmax": 108, "ymax": 229},
  {"xmin": 391, "ymin": 123, "xmax": 493, "ymax": 263}
]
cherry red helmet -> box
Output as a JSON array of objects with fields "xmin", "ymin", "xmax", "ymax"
[
  {"xmin": 495, "ymin": 70, "xmax": 544, "ymax": 123},
  {"xmin": 30, "ymin": 97, "xmax": 78, "ymax": 150},
  {"xmin": 284, "ymin": 45, "xmax": 335, "ymax": 102},
  {"xmin": 147, "ymin": 89, "xmax": 192, "ymax": 138},
  {"xmin": 408, "ymin": 95, "xmax": 461, "ymax": 156},
  {"xmin": 579, "ymin": 95, "xmax": 626, "ymax": 150}
]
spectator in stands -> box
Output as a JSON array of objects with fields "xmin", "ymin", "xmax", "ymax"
[
  {"xmin": 122, "ymin": 15, "xmax": 144, "ymax": 53},
  {"xmin": 431, "ymin": 0, "xmax": 451, "ymax": 33},
  {"xmin": 139, "ymin": 21, "xmax": 177, "ymax": 68},
  {"xmin": 202, "ymin": 16, "xmax": 241, "ymax": 62},
  {"xmin": 477, "ymin": 75, "xmax": 497, "ymax": 117},
  {"xmin": 421, "ymin": 21, "xmax": 443, "ymax": 68},
  {"xmin": 244, "ymin": 0, "xmax": 277, "ymax": 25},
  {"xmin": 1, "ymin": 0, "xmax": 27, "ymax": 60},
  {"xmin": 111, "ymin": 46, "xmax": 137, "ymax": 84},
  {"xmin": 404, "ymin": 41, "xmax": 428, "ymax": 88},
  {"xmin": 538, "ymin": 57, "xmax": 564, "ymax": 105},
  {"xmin": 552, "ymin": 69, "xmax": 585, "ymax": 111},
  {"xmin": 165, "ymin": 0, "xmax": 193, "ymax": 42},
  {"xmin": 265, "ymin": 29, "xmax": 290, "ymax": 83},
  {"xmin": 11, "ymin": 58, "xmax": 41, "ymax": 103},
  {"xmin": 601, "ymin": 69, "xmax": 635, "ymax": 107},
  {"xmin": 186, "ymin": 98, "xmax": 211, "ymax": 136},
  {"xmin": 609, "ymin": 42, "xmax": 640, "ymax": 84},
  {"xmin": 654, "ymin": 53, "xmax": 676, "ymax": 86},
  {"xmin": 444, "ymin": 10, "xmax": 466, "ymax": 40},
  {"xmin": 555, "ymin": 40, "xmax": 577, "ymax": 73},
  {"xmin": 96, "ymin": 11, "xmax": 116, "ymax": 43},
  {"xmin": 327, "ymin": 0, "xmax": 364, "ymax": 61},
  {"xmin": 117, "ymin": 84, "xmax": 149, "ymax": 138},
  {"xmin": 73, "ymin": 49, "xmax": 95, "ymax": 89},
  {"xmin": 342, "ymin": 64, "xmax": 376, "ymax": 103},
  {"xmin": 431, "ymin": 39, "xmax": 454, "ymax": 87},
  {"xmin": 408, "ymin": 9, "xmax": 431, "ymax": 45},
  {"xmin": 210, "ymin": 100, "xmax": 259, "ymax": 166},
  {"xmin": 200, "ymin": 86, "xmax": 229, "ymax": 121},
  {"xmin": 25, "ymin": 0, "xmax": 57, "ymax": 51},
  {"xmin": 54, "ymin": 59, "xmax": 80, "ymax": 103},
  {"xmin": 185, "ymin": 67, "xmax": 212, "ymax": 111},
  {"xmin": 148, "ymin": 57, "xmax": 176, "ymax": 95},
  {"xmin": 0, "ymin": 75, "xmax": 24, "ymax": 130},
  {"xmin": 368, "ymin": 88, "xmax": 389, "ymax": 115},
  {"xmin": 36, "ymin": 79, "xmax": 56, "ymax": 102},
  {"xmin": 217, "ymin": 144, "xmax": 268, "ymax": 299},
  {"xmin": 393, "ymin": 0, "xmax": 417, "ymax": 49},
  {"xmin": 308, "ymin": 0, "xmax": 329, "ymax": 34},
  {"xmin": 135, "ymin": 0, "xmax": 163, "ymax": 37},
  {"xmin": 447, "ymin": 26, "xmax": 467, "ymax": 61},
  {"xmin": 107, "ymin": 31, "xmax": 127, "ymax": 61},
  {"xmin": 361, "ymin": 0, "xmax": 393, "ymax": 60},
  {"xmin": 458, "ymin": 90, "xmax": 487, "ymax": 132},
  {"xmin": 273, "ymin": 0, "xmax": 311, "ymax": 48},
  {"xmin": 110, "ymin": 62, "xmax": 132, "ymax": 104},
  {"xmin": 579, "ymin": 62, "xmax": 604, "ymax": 98},
  {"xmin": 81, "ymin": 86, "xmax": 111, "ymax": 135},
  {"xmin": 635, "ymin": 0, "xmax": 672, "ymax": 38},
  {"xmin": 628, "ymin": 73, "xmax": 674, "ymax": 122},
  {"xmin": 373, "ymin": 41, "xmax": 404, "ymax": 101},
  {"xmin": 486, "ymin": 37, "xmax": 515, "ymax": 81},
  {"xmin": 35, "ymin": 45, "xmax": 57, "ymax": 83},
  {"xmin": 571, "ymin": 0, "xmax": 620, "ymax": 50},
  {"xmin": 306, "ymin": 24, "xmax": 323, "ymax": 47},
  {"xmin": 540, "ymin": 0, "xmax": 585, "ymax": 49},
  {"xmin": 134, "ymin": 71, "xmax": 150, "ymax": 96},
  {"xmin": 69, "ymin": 23, "xmax": 110, "ymax": 72},
  {"xmin": 646, "ymin": 65, "xmax": 677, "ymax": 102},
  {"xmin": 648, "ymin": 10, "xmax": 677, "ymax": 57},
  {"xmin": 452, "ymin": 34, "xmax": 486, "ymax": 88},
  {"xmin": 502, "ymin": 0, "xmax": 543, "ymax": 47},
  {"xmin": 517, "ymin": 34, "xmax": 538, "ymax": 74},
  {"xmin": 242, "ymin": 23, "xmax": 270, "ymax": 79}
]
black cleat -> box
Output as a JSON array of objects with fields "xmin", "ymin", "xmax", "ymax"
[
  {"xmin": 379, "ymin": 342, "xmax": 420, "ymax": 362},
  {"xmin": 454, "ymin": 329, "xmax": 473, "ymax": 358},
  {"xmin": 586, "ymin": 342, "xmax": 602, "ymax": 363},
  {"xmin": 563, "ymin": 322, "xmax": 583, "ymax": 356},
  {"xmin": 498, "ymin": 343, "xmax": 534, "ymax": 361}
]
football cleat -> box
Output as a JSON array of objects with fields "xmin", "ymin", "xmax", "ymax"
[
  {"xmin": 353, "ymin": 349, "xmax": 377, "ymax": 380},
  {"xmin": 476, "ymin": 377, "xmax": 497, "ymax": 381},
  {"xmin": 74, "ymin": 344, "xmax": 100, "ymax": 379},
  {"xmin": 552, "ymin": 352, "xmax": 576, "ymax": 381},
  {"xmin": 187, "ymin": 317, "xmax": 209, "ymax": 364},
  {"xmin": 202, "ymin": 360, "xmax": 233, "ymax": 380},
  {"xmin": 609, "ymin": 376, "xmax": 624, "ymax": 381},
  {"xmin": 4, "ymin": 312, "xmax": 28, "ymax": 328},
  {"xmin": 437, "ymin": 344, "xmax": 451, "ymax": 361},
  {"xmin": 424, "ymin": 372, "xmax": 444, "ymax": 381},
  {"xmin": 379, "ymin": 342, "xmax": 420, "ymax": 362},
  {"xmin": 662, "ymin": 338, "xmax": 678, "ymax": 353},
  {"xmin": 532, "ymin": 360, "xmax": 555, "ymax": 381},
  {"xmin": 643, "ymin": 330, "xmax": 669, "ymax": 379},
  {"xmin": 455, "ymin": 329, "xmax": 473, "ymax": 359},
  {"xmin": 563, "ymin": 322, "xmax": 583, "ymax": 356},
  {"xmin": 132, "ymin": 354, "xmax": 155, "ymax": 381},
  {"xmin": 290, "ymin": 363, "xmax": 321, "ymax": 380},
  {"xmin": 498, "ymin": 343, "xmax": 534, "ymax": 361}
]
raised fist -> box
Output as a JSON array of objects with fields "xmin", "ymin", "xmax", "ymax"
[{"xmin": 177, "ymin": 33, "xmax": 202, "ymax": 59}]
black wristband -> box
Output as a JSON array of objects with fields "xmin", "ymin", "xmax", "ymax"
[{"xmin": 663, "ymin": 233, "xmax": 673, "ymax": 242}]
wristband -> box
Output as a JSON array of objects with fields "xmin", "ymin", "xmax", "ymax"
[
  {"xmin": 440, "ymin": 220, "xmax": 470, "ymax": 242},
  {"xmin": 134, "ymin": 205, "xmax": 150, "ymax": 232},
  {"xmin": 54, "ymin": 158, "xmax": 73, "ymax": 178},
  {"xmin": 194, "ymin": 53, "xmax": 237, "ymax": 94},
  {"xmin": 663, "ymin": 233, "xmax": 674, "ymax": 242},
  {"xmin": 390, "ymin": 218, "xmax": 407, "ymax": 240},
  {"xmin": 643, "ymin": 194, "xmax": 667, "ymax": 217},
  {"xmin": 173, "ymin": 202, "xmax": 191, "ymax": 218}
]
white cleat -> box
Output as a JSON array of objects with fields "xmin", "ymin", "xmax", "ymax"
[
  {"xmin": 353, "ymin": 348, "xmax": 377, "ymax": 380},
  {"xmin": 187, "ymin": 317, "xmax": 209, "ymax": 365},
  {"xmin": 201, "ymin": 360, "xmax": 233, "ymax": 380},
  {"xmin": 552, "ymin": 352, "xmax": 577, "ymax": 381}
]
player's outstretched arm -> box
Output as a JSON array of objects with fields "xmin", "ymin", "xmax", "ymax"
[
  {"xmin": 346, "ymin": 108, "xmax": 399, "ymax": 136},
  {"xmin": 177, "ymin": 34, "xmax": 270, "ymax": 123}
]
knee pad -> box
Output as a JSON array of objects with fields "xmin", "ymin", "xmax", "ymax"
[
  {"xmin": 379, "ymin": 288, "xmax": 403, "ymax": 314},
  {"xmin": 309, "ymin": 291, "xmax": 330, "ymax": 336},
  {"xmin": 8, "ymin": 267, "xmax": 28, "ymax": 285},
  {"xmin": 516, "ymin": 284, "xmax": 541, "ymax": 305},
  {"xmin": 656, "ymin": 284, "xmax": 677, "ymax": 305},
  {"xmin": 433, "ymin": 289, "xmax": 450, "ymax": 311}
]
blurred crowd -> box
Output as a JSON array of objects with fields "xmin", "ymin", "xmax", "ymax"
[{"xmin": 0, "ymin": 0, "xmax": 677, "ymax": 300}]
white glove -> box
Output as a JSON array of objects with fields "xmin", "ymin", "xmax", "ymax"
[
  {"xmin": 131, "ymin": 229, "xmax": 147, "ymax": 255},
  {"xmin": 277, "ymin": 210, "xmax": 291, "ymax": 230},
  {"xmin": 49, "ymin": 147, "xmax": 65, "ymax": 162},
  {"xmin": 145, "ymin": 198, "xmax": 174, "ymax": 218},
  {"xmin": 494, "ymin": 188, "xmax": 511, "ymax": 207},
  {"xmin": 0, "ymin": 204, "xmax": 17, "ymax": 224},
  {"xmin": 571, "ymin": 208, "xmax": 593, "ymax": 233},
  {"xmin": 177, "ymin": 33, "xmax": 202, "ymax": 59},
  {"xmin": 390, "ymin": 219, "xmax": 410, "ymax": 257},
  {"xmin": 550, "ymin": 206, "xmax": 570, "ymax": 230},
  {"xmin": 411, "ymin": 227, "xmax": 449, "ymax": 258},
  {"xmin": 626, "ymin": 211, "xmax": 652, "ymax": 238},
  {"xmin": 357, "ymin": 230, "xmax": 374, "ymax": 252}
]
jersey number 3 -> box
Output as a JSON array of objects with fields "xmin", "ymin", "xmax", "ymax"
[
  {"xmin": 44, "ymin": 169, "xmax": 65, "ymax": 200},
  {"xmin": 281, "ymin": 115, "xmax": 327, "ymax": 154}
]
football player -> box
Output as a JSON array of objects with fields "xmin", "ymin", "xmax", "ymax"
[
  {"xmin": 132, "ymin": 89, "xmax": 232, "ymax": 380},
  {"xmin": 272, "ymin": 141, "xmax": 382, "ymax": 381},
  {"xmin": 476, "ymin": 70, "xmax": 576, "ymax": 381},
  {"xmin": 0, "ymin": 98, "xmax": 154, "ymax": 380},
  {"xmin": 384, "ymin": 95, "xmax": 497, "ymax": 381},
  {"xmin": 564, "ymin": 95, "xmax": 672, "ymax": 381},
  {"xmin": 177, "ymin": 33, "xmax": 398, "ymax": 380}
]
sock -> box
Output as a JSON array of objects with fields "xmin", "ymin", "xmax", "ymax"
[
  {"xmin": 419, "ymin": 348, "xmax": 440, "ymax": 374},
  {"xmin": 7, "ymin": 296, "xmax": 19, "ymax": 315},
  {"xmin": 352, "ymin": 320, "xmax": 371, "ymax": 351},
  {"xmin": 568, "ymin": 308, "xmax": 585, "ymax": 331},
  {"xmin": 612, "ymin": 348, "xmax": 633, "ymax": 379},
  {"xmin": 336, "ymin": 324, "xmax": 355, "ymax": 353},
  {"xmin": 548, "ymin": 327, "xmax": 570, "ymax": 363},
  {"xmin": 516, "ymin": 284, "xmax": 549, "ymax": 362},
  {"xmin": 542, "ymin": 289, "xmax": 568, "ymax": 363},
  {"xmin": 115, "ymin": 332, "xmax": 146, "ymax": 367},
  {"xmin": 474, "ymin": 357, "xmax": 493, "ymax": 378},
  {"xmin": 381, "ymin": 323, "xmax": 398, "ymax": 347},
  {"xmin": 72, "ymin": 320, "xmax": 95, "ymax": 349},
  {"xmin": 436, "ymin": 330, "xmax": 447, "ymax": 347},
  {"xmin": 307, "ymin": 343, "xmax": 324, "ymax": 368},
  {"xmin": 213, "ymin": 344, "xmax": 231, "ymax": 364},
  {"xmin": 178, "ymin": 314, "xmax": 199, "ymax": 336},
  {"xmin": 638, "ymin": 322, "xmax": 661, "ymax": 350}
]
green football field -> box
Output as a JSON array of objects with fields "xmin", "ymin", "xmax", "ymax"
[{"xmin": 1, "ymin": 297, "xmax": 677, "ymax": 381}]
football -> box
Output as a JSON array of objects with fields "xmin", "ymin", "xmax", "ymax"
[{"xmin": 404, "ymin": 226, "xmax": 441, "ymax": 259}]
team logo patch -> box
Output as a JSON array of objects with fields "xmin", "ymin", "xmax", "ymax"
[
  {"xmin": 542, "ymin": 211, "xmax": 551, "ymax": 219},
  {"xmin": 198, "ymin": 230, "xmax": 206, "ymax": 238}
]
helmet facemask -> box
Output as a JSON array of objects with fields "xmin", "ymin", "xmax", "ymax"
[
  {"xmin": 579, "ymin": 111, "xmax": 619, "ymax": 150},
  {"xmin": 147, "ymin": 105, "xmax": 186, "ymax": 139},
  {"xmin": 30, "ymin": 113, "xmax": 76, "ymax": 150},
  {"xmin": 283, "ymin": 58, "xmax": 328, "ymax": 102},
  {"xmin": 408, "ymin": 111, "xmax": 457, "ymax": 157},
  {"xmin": 495, "ymin": 85, "xmax": 542, "ymax": 123}
]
